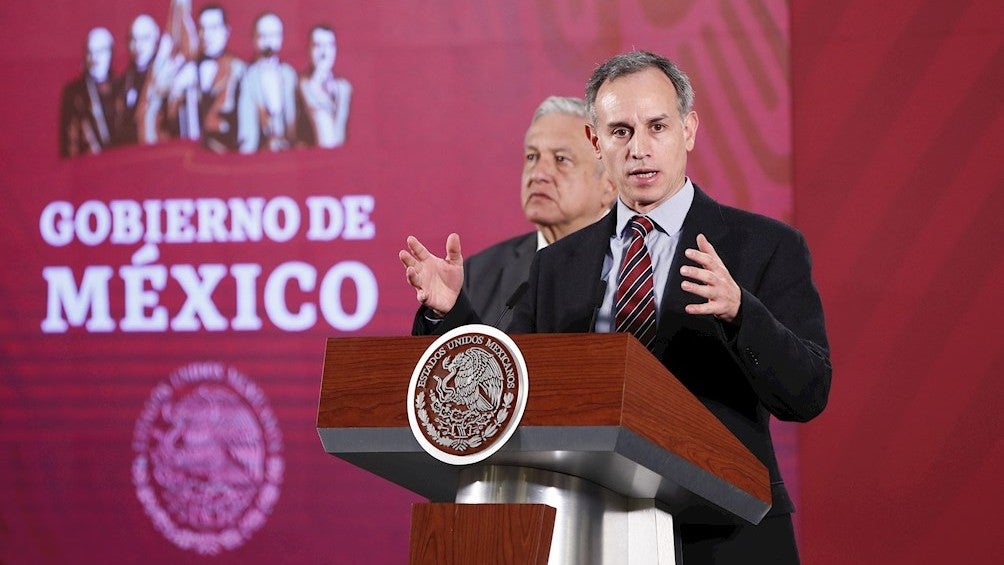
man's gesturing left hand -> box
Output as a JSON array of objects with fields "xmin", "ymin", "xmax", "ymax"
[{"xmin": 680, "ymin": 233, "xmax": 741, "ymax": 323}]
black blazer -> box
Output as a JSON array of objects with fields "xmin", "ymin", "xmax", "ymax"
[
  {"xmin": 439, "ymin": 185, "xmax": 831, "ymax": 516},
  {"xmin": 412, "ymin": 231, "xmax": 537, "ymax": 333},
  {"xmin": 462, "ymin": 231, "xmax": 538, "ymax": 327}
]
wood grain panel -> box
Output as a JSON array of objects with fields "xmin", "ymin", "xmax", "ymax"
[
  {"xmin": 621, "ymin": 338, "xmax": 770, "ymax": 504},
  {"xmin": 409, "ymin": 503, "xmax": 555, "ymax": 565}
]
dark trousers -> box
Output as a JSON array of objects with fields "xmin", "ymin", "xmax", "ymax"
[{"xmin": 678, "ymin": 513, "xmax": 800, "ymax": 564}]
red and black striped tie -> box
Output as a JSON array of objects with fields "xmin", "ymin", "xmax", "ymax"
[{"xmin": 615, "ymin": 215, "xmax": 658, "ymax": 348}]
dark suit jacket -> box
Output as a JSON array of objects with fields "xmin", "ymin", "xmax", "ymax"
[
  {"xmin": 413, "ymin": 231, "xmax": 537, "ymax": 332},
  {"xmin": 59, "ymin": 75, "xmax": 116, "ymax": 158},
  {"xmin": 462, "ymin": 231, "xmax": 538, "ymax": 326},
  {"xmin": 437, "ymin": 185, "xmax": 832, "ymax": 519}
]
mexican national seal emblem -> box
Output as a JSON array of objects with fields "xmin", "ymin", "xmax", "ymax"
[
  {"xmin": 132, "ymin": 362, "xmax": 284, "ymax": 555},
  {"xmin": 408, "ymin": 324, "xmax": 529, "ymax": 465}
]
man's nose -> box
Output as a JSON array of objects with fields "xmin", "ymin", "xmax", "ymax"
[
  {"xmin": 629, "ymin": 133, "xmax": 651, "ymax": 159},
  {"xmin": 530, "ymin": 156, "xmax": 557, "ymax": 181}
]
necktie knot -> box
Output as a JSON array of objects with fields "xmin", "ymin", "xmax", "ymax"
[{"xmin": 628, "ymin": 215, "xmax": 655, "ymax": 239}]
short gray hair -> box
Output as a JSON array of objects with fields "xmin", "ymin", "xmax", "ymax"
[
  {"xmin": 585, "ymin": 51, "xmax": 695, "ymax": 124},
  {"xmin": 531, "ymin": 95, "xmax": 589, "ymax": 124}
]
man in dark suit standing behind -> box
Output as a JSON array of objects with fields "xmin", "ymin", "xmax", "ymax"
[
  {"xmin": 435, "ymin": 96, "xmax": 614, "ymax": 328},
  {"xmin": 59, "ymin": 27, "xmax": 116, "ymax": 158},
  {"xmin": 401, "ymin": 51, "xmax": 830, "ymax": 564}
]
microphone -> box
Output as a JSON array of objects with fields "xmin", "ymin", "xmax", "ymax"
[
  {"xmin": 490, "ymin": 281, "xmax": 529, "ymax": 328},
  {"xmin": 588, "ymin": 279, "xmax": 608, "ymax": 332}
]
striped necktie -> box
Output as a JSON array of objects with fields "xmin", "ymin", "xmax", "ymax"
[{"xmin": 615, "ymin": 215, "xmax": 658, "ymax": 348}]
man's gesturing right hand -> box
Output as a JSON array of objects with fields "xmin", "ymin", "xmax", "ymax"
[{"xmin": 399, "ymin": 233, "xmax": 464, "ymax": 318}]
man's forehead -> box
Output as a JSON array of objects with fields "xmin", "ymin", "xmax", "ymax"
[
  {"xmin": 595, "ymin": 69, "xmax": 678, "ymax": 120},
  {"xmin": 312, "ymin": 29, "xmax": 336, "ymax": 44},
  {"xmin": 199, "ymin": 10, "xmax": 225, "ymax": 27},
  {"xmin": 257, "ymin": 15, "xmax": 282, "ymax": 33},
  {"xmin": 87, "ymin": 28, "xmax": 113, "ymax": 50},
  {"xmin": 131, "ymin": 15, "xmax": 158, "ymax": 37},
  {"xmin": 525, "ymin": 114, "xmax": 590, "ymax": 147}
]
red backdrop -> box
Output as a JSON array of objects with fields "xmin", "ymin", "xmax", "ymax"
[
  {"xmin": 2, "ymin": 0, "xmax": 998, "ymax": 563},
  {"xmin": 793, "ymin": 0, "xmax": 1003, "ymax": 562},
  {"xmin": 1, "ymin": 1, "xmax": 795, "ymax": 562}
]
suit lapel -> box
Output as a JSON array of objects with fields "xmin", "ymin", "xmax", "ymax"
[
  {"xmin": 499, "ymin": 233, "xmax": 537, "ymax": 302},
  {"xmin": 652, "ymin": 185, "xmax": 728, "ymax": 357},
  {"xmin": 490, "ymin": 233, "xmax": 537, "ymax": 327},
  {"xmin": 561, "ymin": 213, "xmax": 616, "ymax": 332}
]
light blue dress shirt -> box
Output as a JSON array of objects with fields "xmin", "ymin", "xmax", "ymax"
[{"xmin": 594, "ymin": 178, "xmax": 695, "ymax": 333}]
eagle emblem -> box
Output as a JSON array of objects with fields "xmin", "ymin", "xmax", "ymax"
[{"xmin": 408, "ymin": 325, "xmax": 528, "ymax": 465}]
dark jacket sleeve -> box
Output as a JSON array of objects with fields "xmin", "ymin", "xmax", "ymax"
[
  {"xmin": 410, "ymin": 291, "xmax": 483, "ymax": 336},
  {"xmin": 721, "ymin": 229, "xmax": 831, "ymax": 422}
]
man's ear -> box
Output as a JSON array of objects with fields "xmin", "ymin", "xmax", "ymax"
[
  {"xmin": 600, "ymin": 175, "xmax": 616, "ymax": 208},
  {"xmin": 683, "ymin": 111, "xmax": 699, "ymax": 151},
  {"xmin": 585, "ymin": 123, "xmax": 602, "ymax": 158}
]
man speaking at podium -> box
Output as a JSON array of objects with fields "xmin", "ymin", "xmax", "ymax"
[{"xmin": 400, "ymin": 51, "xmax": 831, "ymax": 564}]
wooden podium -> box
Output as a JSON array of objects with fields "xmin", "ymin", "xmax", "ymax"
[{"xmin": 318, "ymin": 333, "xmax": 770, "ymax": 564}]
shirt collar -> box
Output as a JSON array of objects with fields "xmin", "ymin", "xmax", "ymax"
[
  {"xmin": 615, "ymin": 177, "xmax": 695, "ymax": 237},
  {"xmin": 535, "ymin": 230, "xmax": 549, "ymax": 251}
]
